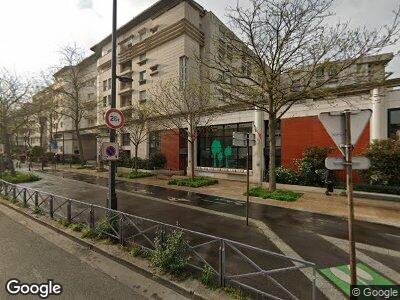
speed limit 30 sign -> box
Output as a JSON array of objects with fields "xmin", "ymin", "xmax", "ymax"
[{"xmin": 105, "ymin": 108, "xmax": 125, "ymax": 129}]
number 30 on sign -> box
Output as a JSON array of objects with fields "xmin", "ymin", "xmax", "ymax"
[{"xmin": 104, "ymin": 108, "xmax": 125, "ymax": 129}]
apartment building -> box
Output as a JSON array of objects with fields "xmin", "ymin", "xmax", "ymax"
[{"xmin": 51, "ymin": 53, "xmax": 99, "ymax": 160}]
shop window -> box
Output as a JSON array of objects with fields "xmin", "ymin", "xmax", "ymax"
[
  {"xmin": 388, "ymin": 108, "xmax": 400, "ymax": 139},
  {"xmin": 197, "ymin": 122, "xmax": 253, "ymax": 170}
]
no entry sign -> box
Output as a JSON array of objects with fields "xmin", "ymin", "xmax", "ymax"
[{"xmin": 104, "ymin": 108, "xmax": 125, "ymax": 129}]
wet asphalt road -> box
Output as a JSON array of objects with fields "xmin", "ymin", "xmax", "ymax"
[{"xmin": 16, "ymin": 169, "xmax": 400, "ymax": 297}]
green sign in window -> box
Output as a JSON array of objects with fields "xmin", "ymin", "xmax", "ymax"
[{"xmin": 320, "ymin": 263, "xmax": 395, "ymax": 296}]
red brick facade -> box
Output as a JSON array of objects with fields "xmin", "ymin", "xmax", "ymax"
[
  {"xmin": 161, "ymin": 130, "xmax": 181, "ymax": 170},
  {"xmin": 281, "ymin": 116, "xmax": 370, "ymax": 181}
]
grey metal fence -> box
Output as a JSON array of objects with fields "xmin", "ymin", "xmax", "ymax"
[{"xmin": 0, "ymin": 180, "xmax": 317, "ymax": 300}]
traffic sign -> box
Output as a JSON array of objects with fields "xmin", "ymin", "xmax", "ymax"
[
  {"xmin": 319, "ymin": 110, "xmax": 372, "ymax": 154},
  {"xmin": 104, "ymin": 108, "xmax": 125, "ymax": 129},
  {"xmin": 325, "ymin": 156, "xmax": 371, "ymax": 170},
  {"xmin": 101, "ymin": 142, "xmax": 119, "ymax": 161}
]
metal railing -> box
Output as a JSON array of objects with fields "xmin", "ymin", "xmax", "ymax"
[{"xmin": 0, "ymin": 180, "xmax": 316, "ymax": 300}]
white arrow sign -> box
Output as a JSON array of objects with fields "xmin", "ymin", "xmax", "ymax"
[
  {"xmin": 319, "ymin": 109, "xmax": 372, "ymax": 155},
  {"xmin": 325, "ymin": 156, "xmax": 371, "ymax": 170}
]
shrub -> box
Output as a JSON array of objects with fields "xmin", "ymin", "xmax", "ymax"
[
  {"xmin": 297, "ymin": 146, "xmax": 333, "ymax": 187},
  {"xmin": 275, "ymin": 167, "xmax": 300, "ymax": 185},
  {"xmin": 30, "ymin": 146, "xmax": 45, "ymax": 162},
  {"xmin": 0, "ymin": 172, "xmax": 40, "ymax": 184},
  {"xmin": 117, "ymin": 171, "xmax": 153, "ymax": 179},
  {"xmin": 246, "ymin": 187, "xmax": 302, "ymax": 201},
  {"xmin": 129, "ymin": 243, "xmax": 141, "ymax": 257},
  {"xmin": 169, "ymin": 177, "xmax": 218, "ymax": 188},
  {"xmin": 201, "ymin": 265, "xmax": 215, "ymax": 288},
  {"xmin": 150, "ymin": 229, "xmax": 189, "ymax": 275},
  {"xmin": 149, "ymin": 152, "xmax": 167, "ymax": 170},
  {"xmin": 359, "ymin": 139, "xmax": 400, "ymax": 186}
]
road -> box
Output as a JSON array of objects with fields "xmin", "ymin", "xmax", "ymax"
[
  {"xmin": 0, "ymin": 207, "xmax": 186, "ymax": 300},
  {"xmin": 15, "ymin": 169, "xmax": 400, "ymax": 298}
]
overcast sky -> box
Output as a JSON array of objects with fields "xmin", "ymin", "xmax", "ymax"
[{"xmin": 0, "ymin": 0, "xmax": 399, "ymax": 77}]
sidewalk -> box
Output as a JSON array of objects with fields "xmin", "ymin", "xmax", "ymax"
[{"xmin": 54, "ymin": 165, "xmax": 400, "ymax": 227}]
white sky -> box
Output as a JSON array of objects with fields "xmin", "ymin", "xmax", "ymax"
[{"xmin": 0, "ymin": 0, "xmax": 399, "ymax": 77}]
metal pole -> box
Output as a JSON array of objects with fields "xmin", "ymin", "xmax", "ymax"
[
  {"xmin": 108, "ymin": 0, "xmax": 118, "ymax": 210},
  {"xmin": 344, "ymin": 111, "xmax": 357, "ymax": 286},
  {"xmin": 246, "ymin": 134, "xmax": 250, "ymax": 226}
]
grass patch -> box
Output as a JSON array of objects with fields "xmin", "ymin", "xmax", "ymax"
[
  {"xmin": 69, "ymin": 223, "xmax": 84, "ymax": 232},
  {"xmin": 0, "ymin": 171, "xmax": 40, "ymax": 184},
  {"xmin": 246, "ymin": 187, "xmax": 302, "ymax": 202},
  {"xmin": 168, "ymin": 177, "xmax": 218, "ymax": 188},
  {"xmin": 224, "ymin": 285, "xmax": 249, "ymax": 300},
  {"xmin": 56, "ymin": 218, "xmax": 70, "ymax": 227},
  {"xmin": 32, "ymin": 207, "xmax": 44, "ymax": 215},
  {"xmin": 117, "ymin": 171, "xmax": 154, "ymax": 179}
]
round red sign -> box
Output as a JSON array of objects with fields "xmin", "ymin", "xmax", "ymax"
[{"xmin": 104, "ymin": 108, "xmax": 125, "ymax": 129}]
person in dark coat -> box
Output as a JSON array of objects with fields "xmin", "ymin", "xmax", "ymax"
[{"xmin": 325, "ymin": 169, "xmax": 334, "ymax": 196}]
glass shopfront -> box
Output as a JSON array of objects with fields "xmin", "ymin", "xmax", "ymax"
[
  {"xmin": 388, "ymin": 108, "xmax": 400, "ymax": 139},
  {"xmin": 197, "ymin": 122, "xmax": 253, "ymax": 170}
]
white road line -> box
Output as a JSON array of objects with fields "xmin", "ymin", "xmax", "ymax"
[
  {"xmin": 319, "ymin": 235, "xmax": 400, "ymax": 284},
  {"xmin": 253, "ymin": 220, "xmax": 345, "ymax": 300}
]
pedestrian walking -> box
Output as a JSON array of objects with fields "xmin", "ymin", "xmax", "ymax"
[{"xmin": 325, "ymin": 169, "xmax": 334, "ymax": 196}]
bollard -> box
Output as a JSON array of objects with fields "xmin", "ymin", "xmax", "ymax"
[
  {"xmin": 219, "ymin": 239, "xmax": 225, "ymax": 287},
  {"xmin": 67, "ymin": 201, "xmax": 72, "ymax": 224}
]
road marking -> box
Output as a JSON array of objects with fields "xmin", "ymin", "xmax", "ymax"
[
  {"xmin": 320, "ymin": 263, "xmax": 394, "ymax": 296},
  {"xmin": 320, "ymin": 235, "xmax": 400, "ymax": 284},
  {"xmin": 253, "ymin": 220, "xmax": 344, "ymax": 300}
]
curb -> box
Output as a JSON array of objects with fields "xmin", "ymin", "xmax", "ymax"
[{"xmin": 0, "ymin": 199, "xmax": 207, "ymax": 300}]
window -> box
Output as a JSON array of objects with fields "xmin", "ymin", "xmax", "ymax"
[
  {"xmin": 103, "ymin": 80, "xmax": 107, "ymax": 92},
  {"xmin": 139, "ymin": 71, "xmax": 147, "ymax": 84},
  {"xmin": 103, "ymin": 96, "xmax": 107, "ymax": 107},
  {"xmin": 107, "ymin": 78, "xmax": 112, "ymax": 90},
  {"xmin": 316, "ymin": 66, "xmax": 325, "ymax": 78},
  {"xmin": 149, "ymin": 131, "xmax": 161, "ymax": 155},
  {"xmin": 139, "ymin": 53, "xmax": 146, "ymax": 61},
  {"xmin": 179, "ymin": 56, "xmax": 189, "ymax": 89},
  {"xmin": 121, "ymin": 61, "xmax": 132, "ymax": 72},
  {"xmin": 388, "ymin": 108, "xmax": 400, "ymax": 139},
  {"xmin": 108, "ymin": 95, "xmax": 112, "ymax": 106},
  {"xmin": 139, "ymin": 90, "xmax": 147, "ymax": 102},
  {"xmin": 139, "ymin": 29, "xmax": 147, "ymax": 42},
  {"xmin": 197, "ymin": 122, "xmax": 253, "ymax": 170},
  {"xmin": 88, "ymin": 119, "xmax": 95, "ymax": 126},
  {"xmin": 121, "ymin": 94, "xmax": 132, "ymax": 107},
  {"xmin": 122, "ymin": 133, "xmax": 131, "ymax": 146}
]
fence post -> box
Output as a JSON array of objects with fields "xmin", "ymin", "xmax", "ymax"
[
  {"xmin": 34, "ymin": 192, "xmax": 39, "ymax": 208},
  {"xmin": 219, "ymin": 239, "xmax": 225, "ymax": 287},
  {"xmin": 160, "ymin": 224, "xmax": 165, "ymax": 249},
  {"xmin": 12, "ymin": 186, "xmax": 16, "ymax": 200},
  {"xmin": 119, "ymin": 213, "xmax": 124, "ymax": 246},
  {"xmin": 312, "ymin": 266, "xmax": 317, "ymax": 300},
  {"xmin": 23, "ymin": 189, "xmax": 27, "ymax": 206},
  {"xmin": 89, "ymin": 205, "xmax": 94, "ymax": 230},
  {"xmin": 5, "ymin": 183, "xmax": 9, "ymax": 198},
  {"xmin": 49, "ymin": 196, "xmax": 54, "ymax": 219},
  {"xmin": 67, "ymin": 200, "xmax": 72, "ymax": 224}
]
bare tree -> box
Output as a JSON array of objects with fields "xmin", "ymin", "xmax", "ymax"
[
  {"xmin": 0, "ymin": 69, "xmax": 31, "ymax": 171},
  {"xmin": 53, "ymin": 44, "xmax": 96, "ymax": 164},
  {"xmin": 119, "ymin": 104, "xmax": 153, "ymax": 172},
  {"xmin": 201, "ymin": 0, "xmax": 400, "ymax": 190},
  {"xmin": 149, "ymin": 79, "xmax": 219, "ymax": 179}
]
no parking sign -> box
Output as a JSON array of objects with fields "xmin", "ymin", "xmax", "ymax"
[{"xmin": 101, "ymin": 142, "xmax": 119, "ymax": 161}]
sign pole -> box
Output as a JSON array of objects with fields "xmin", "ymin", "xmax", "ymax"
[
  {"xmin": 108, "ymin": 0, "xmax": 118, "ymax": 210},
  {"xmin": 246, "ymin": 134, "xmax": 250, "ymax": 226},
  {"xmin": 344, "ymin": 110, "xmax": 357, "ymax": 286}
]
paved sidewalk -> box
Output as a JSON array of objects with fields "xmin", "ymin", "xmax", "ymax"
[
  {"xmin": 57, "ymin": 165, "xmax": 400, "ymax": 227},
  {"xmin": 0, "ymin": 206, "xmax": 186, "ymax": 300}
]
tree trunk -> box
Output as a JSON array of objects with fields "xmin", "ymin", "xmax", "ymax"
[
  {"xmin": 134, "ymin": 145, "xmax": 139, "ymax": 173},
  {"xmin": 189, "ymin": 140, "xmax": 195, "ymax": 180},
  {"xmin": 268, "ymin": 113, "xmax": 277, "ymax": 191},
  {"xmin": 75, "ymin": 125, "xmax": 85, "ymax": 165}
]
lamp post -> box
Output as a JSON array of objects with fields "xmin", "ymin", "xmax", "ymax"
[
  {"xmin": 108, "ymin": 0, "xmax": 134, "ymax": 210},
  {"xmin": 108, "ymin": 0, "xmax": 118, "ymax": 210}
]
